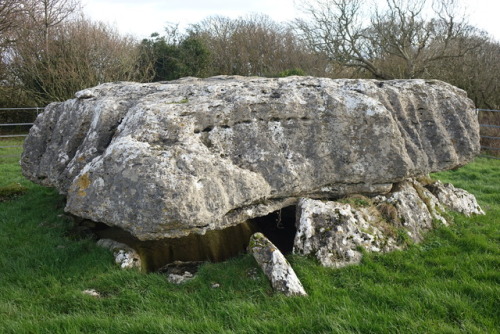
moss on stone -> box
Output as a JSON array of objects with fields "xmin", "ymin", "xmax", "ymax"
[
  {"xmin": 0, "ymin": 183, "xmax": 28, "ymax": 202},
  {"xmin": 415, "ymin": 175, "xmax": 435, "ymax": 186},
  {"xmin": 167, "ymin": 98, "xmax": 189, "ymax": 104},
  {"xmin": 412, "ymin": 181, "xmax": 433, "ymax": 212},
  {"xmin": 376, "ymin": 202, "xmax": 400, "ymax": 225},
  {"xmin": 396, "ymin": 228, "xmax": 413, "ymax": 246},
  {"xmin": 338, "ymin": 194, "xmax": 373, "ymax": 207}
]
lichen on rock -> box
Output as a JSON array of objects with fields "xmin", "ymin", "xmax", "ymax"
[
  {"xmin": 293, "ymin": 179, "xmax": 484, "ymax": 268},
  {"xmin": 249, "ymin": 233, "xmax": 307, "ymax": 296},
  {"xmin": 427, "ymin": 180, "xmax": 485, "ymax": 216},
  {"xmin": 293, "ymin": 198, "xmax": 399, "ymax": 268},
  {"xmin": 96, "ymin": 238, "xmax": 141, "ymax": 270},
  {"xmin": 21, "ymin": 76, "xmax": 481, "ymax": 243}
]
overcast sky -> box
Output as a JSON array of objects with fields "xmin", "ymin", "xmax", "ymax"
[{"xmin": 81, "ymin": 0, "xmax": 500, "ymax": 41}]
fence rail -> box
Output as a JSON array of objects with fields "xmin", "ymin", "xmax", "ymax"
[
  {"xmin": 478, "ymin": 108, "xmax": 500, "ymax": 159},
  {"xmin": 0, "ymin": 122, "xmax": 36, "ymax": 127},
  {"xmin": 0, "ymin": 134, "xmax": 29, "ymax": 138},
  {"xmin": 477, "ymin": 109, "xmax": 500, "ymax": 112},
  {"xmin": 480, "ymin": 124, "xmax": 500, "ymax": 129},
  {"xmin": 0, "ymin": 107, "xmax": 43, "ymax": 154},
  {"xmin": 1, "ymin": 107, "xmax": 500, "ymax": 159},
  {"xmin": 481, "ymin": 135, "xmax": 500, "ymax": 140}
]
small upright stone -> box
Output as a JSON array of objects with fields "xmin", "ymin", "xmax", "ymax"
[{"xmin": 248, "ymin": 233, "xmax": 307, "ymax": 297}]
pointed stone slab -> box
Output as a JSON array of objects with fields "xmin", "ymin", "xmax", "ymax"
[{"xmin": 248, "ymin": 232, "xmax": 307, "ymax": 296}]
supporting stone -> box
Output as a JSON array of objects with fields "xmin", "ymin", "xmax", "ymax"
[
  {"xmin": 293, "ymin": 179, "xmax": 485, "ymax": 268},
  {"xmin": 248, "ymin": 233, "xmax": 307, "ymax": 297},
  {"xmin": 293, "ymin": 198, "xmax": 398, "ymax": 268},
  {"xmin": 373, "ymin": 180, "xmax": 447, "ymax": 243},
  {"xmin": 96, "ymin": 238, "xmax": 141, "ymax": 270},
  {"xmin": 427, "ymin": 180, "xmax": 485, "ymax": 216}
]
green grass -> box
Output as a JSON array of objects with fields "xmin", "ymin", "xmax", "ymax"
[
  {"xmin": 1, "ymin": 144, "xmax": 499, "ymax": 333},
  {"xmin": 0, "ymin": 137, "xmax": 25, "ymax": 161}
]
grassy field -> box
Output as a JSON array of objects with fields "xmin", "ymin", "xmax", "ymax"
[{"xmin": 1, "ymin": 140, "xmax": 499, "ymax": 333}]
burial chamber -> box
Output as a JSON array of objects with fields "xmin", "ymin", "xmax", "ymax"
[{"xmin": 21, "ymin": 76, "xmax": 481, "ymax": 270}]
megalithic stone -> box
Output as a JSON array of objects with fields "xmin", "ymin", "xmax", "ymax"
[
  {"xmin": 248, "ymin": 233, "xmax": 307, "ymax": 297},
  {"xmin": 21, "ymin": 76, "xmax": 480, "ymax": 241}
]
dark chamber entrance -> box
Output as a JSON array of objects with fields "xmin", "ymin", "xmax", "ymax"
[
  {"xmin": 251, "ymin": 205, "xmax": 297, "ymax": 254},
  {"xmin": 70, "ymin": 205, "xmax": 298, "ymax": 272}
]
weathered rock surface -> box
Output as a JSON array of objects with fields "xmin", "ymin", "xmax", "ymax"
[
  {"xmin": 373, "ymin": 180, "xmax": 448, "ymax": 243},
  {"xmin": 294, "ymin": 198, "xmax": 397, "ymax": 268},
  {"xmin": 21, "ymin": 76, "xmax": 480, "ymax": 240},
  {"xmin": 427, "ymin": 180, "xmax": 485, "ymax": 216},
  {"xmin": 248, "ymin": 232, "xmax": 307, "ymax": 296},
  {"xmin": 82, "ymin": 289, "xmax": 101, "ymax": 298},
  {"xmin": 96, "ymin": 238, "xmax": 141, "ymax": 269},
  {"xmin": 294, "ymin": 179, "xmax": 484, "ymax": 268}
]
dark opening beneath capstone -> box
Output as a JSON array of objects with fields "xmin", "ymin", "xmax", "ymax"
[
  {"xmin": 249, "ymin": 205, "xmax": 297, "ymax": 254},
  {"xmin": 73, "ymin": 205, "xmax": 297, "ymax": 272}
]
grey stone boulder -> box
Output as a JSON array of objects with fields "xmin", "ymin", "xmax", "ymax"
[
  {"xmin": 167, "ymin": 271, "xmax": 194, "ymax": 284},
  {"xmin": 427, "ymin": 180, "xmax": 485, "ymax": 216},
  {"xmin": 294, "ymin": 198, "xmax": 400, "ymax": 268},
  {"xmin": 248, "ymin": 232, "xmax": 307, "ymax": 296},
  {"xmin": 21, "ymin": 76, "xmax": 480, "ymax": 240},
  {"xmin": 293, "ymin": 179, "xmax": 484, "ymax": 268},
  {"xmin": 373, "ymin": 180, "xmax": 447, "ymax": 243}
]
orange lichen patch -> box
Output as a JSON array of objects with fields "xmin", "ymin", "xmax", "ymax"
[{"xmin": 76, "ymin": 173, "xmax": 91, "ymax": 197}]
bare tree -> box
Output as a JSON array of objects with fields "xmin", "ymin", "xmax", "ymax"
[
  {"xmin": 429, "ymin": 34, "xmax": 500, "ymax": 110},
  {"xmin": 10, "ymin": 16, "xmax": 148, "ymax": 104},
  {"xmin": 190, "ymin": 14, "xmax": 329, "ymax": 77},
  {"xmin": 0, "ymin": 0, "xmax": 24, "ymax": 48},
  {"xmin": 295, "ymin": 0, "xmax": 482, "ymax": 79},
  {"xmin": 22, "ymin": 0, "xmax": 79, "ymax": 52}
]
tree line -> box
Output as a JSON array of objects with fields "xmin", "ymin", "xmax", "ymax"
[{"xmin": 0, "ymin": 0, "xmax": 499, "ymax": 110}]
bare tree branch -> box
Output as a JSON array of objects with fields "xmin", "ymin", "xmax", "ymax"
[{"xmin": 295, "ymin": 0, "xmax": 482, "ymax": 79}]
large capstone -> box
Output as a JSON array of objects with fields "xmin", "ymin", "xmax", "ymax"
[{"xmin": 22, "ymin": 76, "xmax": 480, "ymax": 241}]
